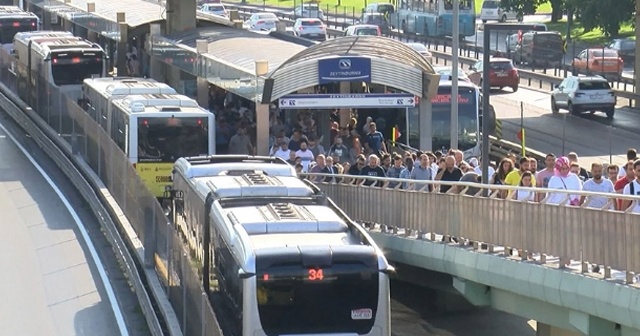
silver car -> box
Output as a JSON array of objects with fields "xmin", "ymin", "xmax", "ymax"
[
  {"xmin": 198, "ymin": 3, "xmax": 227, "ymax": 17},
  {"xmin": 293, "ymin": 4, "xmax": 325, "ymax": 20},
  {"xmin": 246, "ymin": 12, "xmax": 279, "ymax": 31},
  {"xmin": 433, "ymin": 66, "xmax": 472, "ymax": 83},
  {"xmin": 293, "ymin": 18, "xmax": 327, "ymax": 41},
  {"xmin": 405, "ymin": 43, "xmax": 433, "ymax": 64}
]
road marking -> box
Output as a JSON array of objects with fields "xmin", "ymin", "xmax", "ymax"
[{"xmin": 0, "ymin": 120, "xmax": 129, "ymax": 336}]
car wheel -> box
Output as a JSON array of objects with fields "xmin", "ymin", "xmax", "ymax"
[
  {"xmin": 501, "ymin": 14, "xmax": 507, "ymax": 22},
  {"xmin": 551, "ymin": 97, "xmax": 559, "ymax": 114},
  {"xmin": 482, "ymin": 19, "xmax": 487, "ymax": 23},
  {"xmin": 605, "ymin": 108, "xmax": 615, "ymax": 119},
  {"xmin": 511, "ymin": 85, "xmax": 518, "ymax": 92},
  {"xmin": 568, "ymin": 101, "xmax": 577, "ymax": 115}
]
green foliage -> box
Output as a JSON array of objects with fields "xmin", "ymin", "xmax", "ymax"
[
  {"xmin": 498, "ymin": 0, "xmax": 546, "ymax": 15},
  {"xmin": 577, "ymin": 0, "xmax": 634, "ymax": 37}
]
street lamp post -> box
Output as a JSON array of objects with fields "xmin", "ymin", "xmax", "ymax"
[{"xmin": 254, "ymin": 60, "xmax": 269, "ymax": 155}]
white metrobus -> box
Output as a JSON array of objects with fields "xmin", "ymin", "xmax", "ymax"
[
  {"xmin": 0, "ymin": 6, "xmax": 38, "ymax": 49},
  {"xmin": 13, "ymin": 30, "xmax": 107, "ymax": 102},
  {"xmin": 81, "ymin": 77, "xmax": 177, "ymax": 135},
  {"xmin": 109, "ymin": 94, "xmax": 215, "ymax": 197},
  {"xmin": 170, "ymin": 155, "xmax": 393, "ymax": 336}
]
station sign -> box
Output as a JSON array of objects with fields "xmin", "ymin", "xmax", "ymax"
[
  {"xmin": 318, "ymin": 56, "xmax": 371, "ymax": 84},
  {"xmin": 278, "ymin": 93, "xmax": 417, "ymax": 109}
]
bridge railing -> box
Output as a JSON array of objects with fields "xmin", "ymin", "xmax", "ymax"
[{"xmin": 300, "ymin": 173, "xmax": 640, "ymax": 283}]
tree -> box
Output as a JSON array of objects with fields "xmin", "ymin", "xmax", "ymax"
[
  {"xmin": 498, "ymin": 0, "xmax": 546, "ymax": 16},
  {"xmin": 578, "ymin": 0, "xmax": 634, "ymax": 37},
  {"xmin": 548, "ymin": 0, "xmax": 564, "ymax": 23}
]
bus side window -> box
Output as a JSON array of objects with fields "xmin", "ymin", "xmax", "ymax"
[{"xmin": 111, "ymin": 112, "xmax": 127, "ymax": 152}]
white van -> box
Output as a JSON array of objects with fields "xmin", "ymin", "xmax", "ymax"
[{"xmin": 480, "ymin": 0, "xmax": 522, "ymax": 23}]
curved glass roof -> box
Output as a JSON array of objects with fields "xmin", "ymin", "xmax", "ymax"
[{"xmin": 270, "ymin": 35, "xmax": 435, "ymax": 76}]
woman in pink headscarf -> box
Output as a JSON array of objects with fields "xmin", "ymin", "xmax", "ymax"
[{"xmin": 546, "ymin": 156, "xmax": 583, "ymax": 205}]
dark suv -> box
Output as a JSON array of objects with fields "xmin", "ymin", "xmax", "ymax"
[{"xmin": 511, "ymin": 31, "xmax": 564, "ymax": 68}]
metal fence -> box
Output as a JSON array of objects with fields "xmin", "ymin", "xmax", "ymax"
[
  {"xmin": 0, "ymin": 48, "xmax": 222, "ymax": 336},
  {"xmin": 301, "ymin": 173, "xmax": 640, "ymax": 283}
]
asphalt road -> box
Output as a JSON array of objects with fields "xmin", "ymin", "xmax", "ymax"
[
  {"xmin": 0, "ymin": 111, "xmax": 150, "ymax": 336},
  {"xmin": 390, "ymin": 280, "xmax": 536, "ymax": 336}
]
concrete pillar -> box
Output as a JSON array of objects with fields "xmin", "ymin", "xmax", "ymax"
[
  {"xmin": 42, "ymin": 10, "xmax": 51, "ymax": 30},
  {"xmin": 116, "ymin": 18, "xmax": 128, "ymax": 77},
  {"xmin": 166, "ymin": 0, "xmax": 196, "ymax": 34},
  {"xmin": 196, "ymin": 39, "xmax": 209, "ymax": 109},
  {"xmin": 148, "ymin": 23, "xmax": 163, "ymax": 81},
  {"xmin": 419, "ymin": 100, "xmax": 432, "ymax": 151},
  {"xmin": 339, "ymin": 81, "xmax": 351, "ymax": 128},
  {"xmin": 536, "ymin": 323, "xmax": 582, "ymax": 336},
  {"xmin": 255, "ymin": 103, "xmax": 270, "ymax": 155}
]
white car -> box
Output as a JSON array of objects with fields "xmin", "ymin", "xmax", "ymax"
[
  {"xmin": 293, "ymin": 18, "xmax": 327, "ymax": 41},
  {"xmin": 479, "ymin": 0, "xmax": 521, "ymax": 23},
  {"xmin": 293, "ymin": 4, "xmax": 325, "ymax": 20},
  {"xmin": 405, "ymin": 43, "xmax": 433, "ymax": 64},
  {"xmin": 198, "ymin": 3, "xmax": 227, "ymax": 17},
  {"xmin": 551, "ymin": 75, "xmax": 616, "ymax": 118},
  {"xmin": 433, "ymin": 66, "xmax": 471, "ymax": 83},
  {"xmin": 246, "ymin": 12, "xmax": 279, "ymax": 31}
]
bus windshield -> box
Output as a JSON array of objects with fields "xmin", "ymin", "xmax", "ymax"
[
  {"xmin": 0, "ymin": 18, "xmax": 37, "ymax": 44},
  {"xmin": 137, "ymin": 117, "xmax": 209, "ymax": 162},
  {"xmin": 51, "ymin": 51, "xmax": 104, "ymax": 85},
  {"xmin": 256, "ymin": 262, "xmax": 379, "ymax": 335},
  {"xmin": 430, "ymin": 86, "xmax": 478, "ymax": 151}
]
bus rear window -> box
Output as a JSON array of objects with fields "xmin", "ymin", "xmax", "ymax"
[
  {"xmin": 0, "ymin": 19, "xmax": 37, "ymax": 44},
  {"xmin": 51, "ymin": 52, "xmax": 104, "ymax": 85},
  {"xmin": 137, "ymin": 117, "xmax": 209, "ymax": 162},
  {"xmin": 256, "ymin": 263, "xmax": 379, "ymax": 335}
]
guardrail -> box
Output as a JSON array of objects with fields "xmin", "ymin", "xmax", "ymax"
[
  {"xmin": 0, "ymin": 85, "xmax": 169, "ymax": 334},
  {"xmin": 299, "ymin": 172, "xmax": 640, "ymax": 284},
  {"xmin": 227, "ymin": 3, "xmax": 638, "ymax": 103}
]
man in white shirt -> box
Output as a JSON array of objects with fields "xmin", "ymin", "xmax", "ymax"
[
  {"xmin": 295, "ymin": 140, "xmax": 315, "ymax": 172},
  {"xmin": 581, "ymin": 162, "xmax": 615, "ymax": 209},
  {"xmin": 271, "ymin": 141, "xmax": 291, "ymax": 162},
  {"xmin": 621, "ymin": 159, "xmax": 640, "ymax": 213}
]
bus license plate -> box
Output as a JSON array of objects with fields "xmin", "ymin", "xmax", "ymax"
[{"xmin": 351, "ymin": 308, "xmax": 373, "ymax": 320}]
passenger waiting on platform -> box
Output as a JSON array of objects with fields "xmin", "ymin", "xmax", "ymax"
[
  {"xmin": 349, "ymin": 138, "xmax": 363, "ymax": 164},
  {"xmin": 228, "ymin": 127, "xmax": 254, "ymax": 155},
  {"xmin": 515, "ymin": 171, "xmax": 535, "ymax": 201},
  {"xmin": 614, "ymin": 161, "xmax": 635, "ymax": 210},
  {"xmin": 621, "ymin": 159, "xmax": 640, "ymax": 213},
  {"xmin": 295, "ymin": 140, "xmax": 314, "ymax": 172},
  {"xmin": 505, "ymin": 157, "xmax": 535, "ymax": 187},
  {"xmin": 410, "ymin": 153, "xmax": 433, "ymax": 191},
  {"xmin": 288, "ymin": 129, "xmax": 307, "ymax": 152},
  {"xmin": 327, "ymin": 137, "xmax": 350, "ymax": 164},
  {"xmin": 271, "ymin": 140, "xmax": 291, "ymax": 162},
  {"xmin": 607, "ymin": 164, "xmax": 619, "ymax": 181},
  {"xmin": 490, "ymin": 158, "xmax": 514, "ymax": 198},
  {"xmin": 547, "ymin": 156, "xmax": 583, "ymax": 205},
  {"xmin": 582, "ymin": 162, "xmax": 615, "ymax": 209},
  {"xmin": 349, "ymin": 154, "xmax": 366, "ymax": 176},
  {"xmin": 364, "ymin": 122, "xmax": 387, "ymax": 158},
  {"xmin": 399, "ymin": 157, "xmax": 414, "ymax": 189},
  {"xmin": 307, "ymin": 137, "xmax": 325, "ymax": 158},
  {"xmin": 435, "ymin": 156, "xmax": 462, "ymax": 193},
  {"xmin": 361, "ymin": 154, "xmax": 386, "ymax": 187},
  {"xmin": 380, "ymin": 153, "xmax": 392, "ymax": 173}
]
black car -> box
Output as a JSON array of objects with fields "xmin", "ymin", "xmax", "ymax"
[
  {"xmin": 608, "ymin": 38, "xmax": 635, "ymax": 63},
  {"xmin": 512, "ymin": 31, "xmax": 564, "ymax": 68}
]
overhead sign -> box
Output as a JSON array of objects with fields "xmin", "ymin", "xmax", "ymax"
[
  {"xmin": 318, "ymin": 57, "xmax": 371, "ymax": 84},
  {"xmin": 278, "ymin": 94, "xmax": 417, "ymax": 109}
]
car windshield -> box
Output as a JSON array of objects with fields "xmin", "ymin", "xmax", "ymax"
[
  {"xmin": 258, "ymin": 13, "xmax": 277, "ymax": 20},
  {"xmin": 490, "ymin": 61, "xmax": 513, "ymax": 70},
  {"xmin": 301, "ymin": 20, "xmax": 322, "ymax": 26},
  {"xmin": 592, "ymin": 50, "xmax": 618, "ymax": 58},
  {"xmin": 355, "ymin": 28, "xmax": 378, "ymax": 35},
  {"xmin": 620, "ymin": 40, "xmax": 635, "ymax": 50},
  {"xmin": 206, "ymin": 4, "xmax": 224, "ymax": 10},
  {"xmin": 578, "ymin": 81, "xmax": 611, "ymax": 90},
  {"xmin": 408, "ymin": 43, "xmax": 427, "ymax": 52},
  {"xmin": 482, "ymin": 1, "xmax": 498, "ymax": 9}
]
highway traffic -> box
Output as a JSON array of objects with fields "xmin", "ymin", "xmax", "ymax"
[{"xmin": 226, "ymin": 2, "xmax": 636, "ymax": 81}]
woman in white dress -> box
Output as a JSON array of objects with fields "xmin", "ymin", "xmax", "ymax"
[{"xmin": 547, "ymin": 156, "xmax": 583, "ymax": 205}]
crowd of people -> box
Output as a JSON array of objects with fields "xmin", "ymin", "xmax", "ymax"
[{"xmin": 266, "ymin": 117, "xmax": 640, "ymax": 214}]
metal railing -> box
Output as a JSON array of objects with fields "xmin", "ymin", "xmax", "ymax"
[
  {"xmin": 300, "ymin": 172, "xmax": 640, "ymax": 284},
  {"xmin": 0, "ymin": 48, "xmax": 223, "ymax": 336}
]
